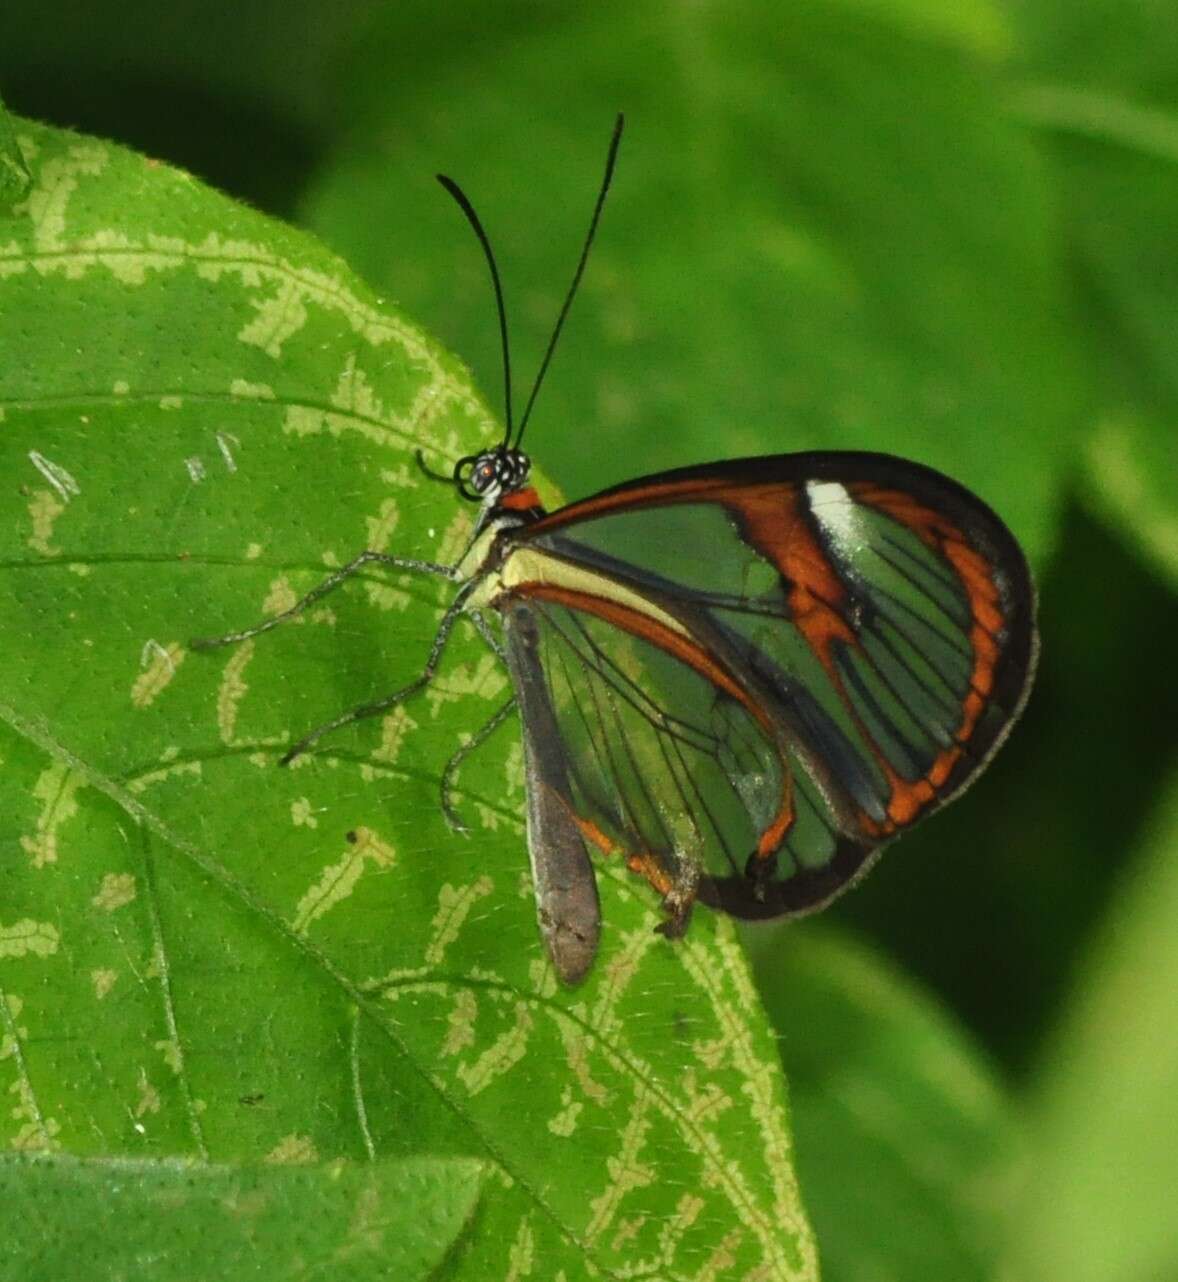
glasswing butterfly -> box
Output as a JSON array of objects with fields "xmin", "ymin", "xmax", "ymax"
[{"xmin": 193, "ymin": 115, "xmax": 1038, "ymax": 985}]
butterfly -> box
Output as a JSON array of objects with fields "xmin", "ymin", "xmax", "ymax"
[{"xmin": 193, "ymin": 115, "xmax": 1038, "ymax": 985}]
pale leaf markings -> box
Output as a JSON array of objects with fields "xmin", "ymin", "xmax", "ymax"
[
  {"xmin": 126, "ymin": 756, "xmax": 203, "ymax": 795},
  {"xmin": 91, "ymin": 872, "xmax": 137, "ymax": 912},
  {"xmin": 18, "ymin": 760, "xmax": 83, "ymax": 868},
  {"xmin": 90, "ymin": 968, "xmax": 118, "ymax": 999},
  {"xmin": 291, "ymin": 797, "xmax": 319, "ymax": 828},
  {"xmin": 0, "ymin": 991, "xmax": 61, "ymax": 1153},
  {"xmin": 681, "ymin": 1068, "xmax": 735, "ymax": 1129},
  {"xmin": 442, "ymin": 989, "xmax": 479, "ymax": 1058},
  {"xmin": 504, "ymin": 739, "xmax": 525, "ymax": 795},
  {"xmin": 291, "ymin": 827, "xmax": 396, "ymax": 934},
  {"xmin": 377, "ymin": 961, "xmax": 811, "ymax": 1280},
  {"xmin": 373, "ymin": 705, "xmax": 419, "ymax": 765},
  {"xmin": 265, "ymin": 1133, "xmax": 318, "ymax": 1164},
  {"xmin": 284, "ymin": 351, "xmax": 448, "ymax": 457},
  {"xmin": 697, "ymin": 1227, "xmax": 746, "ymax": 1282},
  {"xmin": 133, "ymin": 1069, "xmax": 161, "ymax": 1120},
  {"xmin": 365, "ymin": 497, "xmax": 401, "ymax": 551},
  {"xmin": 3, "ymin": 129, "xmax": 498, "ymax": 469},
  {"xmin": 12, "ymin": 138, "xmax": 107, "ymax": 253},
  {"xmin": 455, "ymin": 1001, "xmax": 534, "ymax": 1097},
  {"xmin": 228, "ymin": 378, "xmax": 275, "ymax": 401},
  {"xmin": 375, "ymin": 876, "xmax": 514, "ymax": 1061},
  {"xmin": 425, "ymin": 877, "xmax": 495, "ymax": 968},
  {"xmin": 526, "ymin": 957, "xmax": 557, "ymax": 1000},
  {"xmin": 131, "ymin": 641, "xmax": 185, "ymax": 710},
  {"xmin": 678, "ymin": 924, "xmax": 816, "ymax": 1277},
  {"xmin": 546, "ymin": 1086, "xmax": 582, "ymax": 1138},
  {"xmin": 0, "ymin": 920, "xmax": 60, "ymax": 960},
  {"xmin": 425, "ymin": 653, "xmax": 509, "ymax": 719},
  {"xmin": 240, "ymin": 276, "xmax": 308, "ymax": 359},
  {"xmin": 584, "ymin": 915, "xmax": 660, "ymax": 1045},
  {"xmin": 471, "ymin": 801, "xmax": 525, "ymax": 835},
  {"xmin": 583, "ymin": 1084, "xmax": 655, "ymax": 1244},
  {"xmin": 504, "ymin": 1216, "xmax": 535, "ymax": 1282},
  {"xmin": 25, "ymin": 488, "xmax": 65, "ymax": 557},
  {"xmin": 261, "ymin": 577, "xmax": 299, "ymax": 618},
  {"xmin": 554, "ymin": 1018, "xmax": 610, "ymax": 1112},
  {"xmin": 433, "ymin": 506, "xmax": 476, "ymax": 569},
  {"xmin": 214, "ymin": 638, "xmax": 255, "ymax": 744},
  {"xmin": 154, "ymin": 1040, "xmax": 182, "ymax": 1075}
]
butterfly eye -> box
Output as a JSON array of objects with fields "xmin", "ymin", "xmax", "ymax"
[{"xmin": 453, "ymin": 454, "xmax": 484, "ymax": 502}]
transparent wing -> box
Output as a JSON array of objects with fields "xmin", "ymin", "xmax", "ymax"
[
  {"xmin": 509, "ymin": 451, "xmax": 1036, "ymax": 917},
  {"xmin": 518, "ymin": 592, "xmax": 878, "ymax": 918}
]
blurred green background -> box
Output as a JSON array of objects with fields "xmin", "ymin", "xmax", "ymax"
[{"xmin": 2, "ymin": 1, "xmax": 1176, "ymax": 1278}]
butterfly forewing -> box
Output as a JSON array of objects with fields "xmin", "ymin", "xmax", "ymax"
[{"xmin": 505, "ymin": 451, "xmax": 1036, "ymax": 917}]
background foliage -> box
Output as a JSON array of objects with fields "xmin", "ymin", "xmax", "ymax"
[{"xmin": 1, "ymin": 1, "xmax": 1176, "ymax": 1278}]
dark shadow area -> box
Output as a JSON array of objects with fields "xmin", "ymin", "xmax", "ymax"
[{"xmin": 1, "ymin": 71, "xmax": 318, "ymax": 218}]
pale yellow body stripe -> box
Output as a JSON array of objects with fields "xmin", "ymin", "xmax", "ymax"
[{"xmin": 466, "ymin": 543, "xmax": 691, "ymax": 641}]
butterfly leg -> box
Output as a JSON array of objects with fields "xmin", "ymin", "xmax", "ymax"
[
  {"xmin": 439, "ymin": 696, "xmax": 518, "ymax": 834},
  {"xmin": 657, "ymin": 855, "xmax": 703, "ymax": 939},
  {"xmin": 189, "ymin": 550, "xmax": 456, "ymax": 650},
  {"xmin": 625, "ymin": 849, "xmax": 703, "ymax": 939},
  {"xmin": 279, "ymin": 581, "xmax": 478, "ymax": 765},
  {"xmin": 465, "ymin": 609, "xmax": 506, "ymax": 661}
]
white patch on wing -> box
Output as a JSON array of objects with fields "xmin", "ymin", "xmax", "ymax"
[{"xmin": 805, "ymin": 479, "xmax": 864, "ymax": 552}]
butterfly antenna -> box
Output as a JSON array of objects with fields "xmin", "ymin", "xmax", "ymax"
[
  {"xmin": 436, "ymin": 173, "xmax": 514, "ymax": 447},
  {"xmin": 515, "ymin": 113, "xmax": 624, "ymax": 448}
]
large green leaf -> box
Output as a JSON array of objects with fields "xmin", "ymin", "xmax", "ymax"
[
  {"xmin": 1080, "ymin": 411, "xmax": 1178, "ymax": 586},
  {"xmin": 744, "ymin": 922, "xmax": 1020, "ymax": 1282},
  {"xmin": 0, "ymin": 1153, "xmax": 486, "ymax": 1280},
  {"xmin": 1011, "ymin": 10, "xmax": 1178, "ymax": 588},
  {"xmin": 299, "ymin": 0, "xmax": 1084, "ymax": 564},
  {"xmin": 1007, "ymin": 767, "xmax": 1178, "ymax": 1282},
  {"xmin": 0, "ymin": 117, "xmax": 816, "ymax": 1278}
]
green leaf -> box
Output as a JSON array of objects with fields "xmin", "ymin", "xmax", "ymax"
[
  {"xmin": 743, "ymin": 921, "xmax": 1020, "ymax": 1282},
  {"xmin": 1011, "ymin": 39, "xmax": 1178, "ymax": 588},
  {"xmin": 0, "ymin": 1153, "xmax": 485, "ymax": 1280},
  {"xmin": 1080, "ymin": 412, "xmax": 1178, "ymax": 587},
  {"xmin": 1007, "ymin": 767, "xmax": 1178, "ymax": 1282},
  {"xmin": 828, "ymin": 0, "xmax": 1013, "ymax": 58},
  {"xmin": 0, "ymin": 118, "xmax": 816, "ymax": 1278},
  {"xmin": 0, "ymin": 92, "xmax": 31, "ymax": 208},
  {"xmin": 299, "ymin": 0, "xmax": 1084, "ymax": 564}
]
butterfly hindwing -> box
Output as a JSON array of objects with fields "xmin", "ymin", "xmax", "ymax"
[
  {"xmin": 512, "ymin": 587, "xmax": 827, "ymax": 905},
  {"xmin": 501, "ymin": 601, "xmax": 602, "ymax": 984}
]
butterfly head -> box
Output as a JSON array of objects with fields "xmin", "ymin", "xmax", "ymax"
[{"xmin": 454, "ymin": 446, "xmax": 531, "ymax": 505}]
